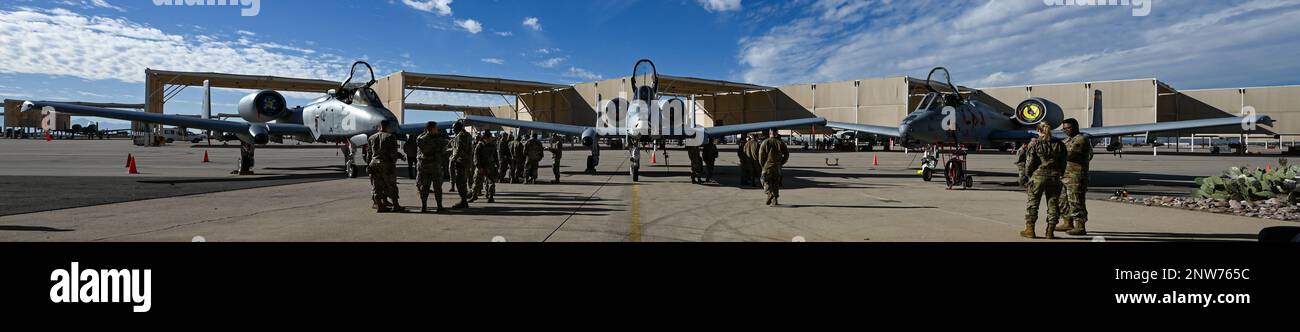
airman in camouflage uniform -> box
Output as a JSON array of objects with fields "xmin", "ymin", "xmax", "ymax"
[
  {"xmin": 473, "ymin": 132, "xmax": 498, "ymax": 203},
  {"xmin": 687, "ymin": 145, "xmax": 703, "ymax": 184},
  {"xmin": 368, "ymin": 120, "xmax": 405, "ymax": 212},
  {"xmin": 736, "ymin": 135, "xmax": 751, "ymax": 185},
  {"xmin": 510, "ymin": 135, "xmax": 526, "ymax": 184},
  {"xmin": 757, "ymin": 129, "xmax": 790, "ymax": 206},
  {"xmin": 1020, "ymin": 122, "xmax": 1067, "ymax": 239},
  {"xmin": 744, "ymin": 133, "xmax": 762, "ymax": 187},
  {"xmin": 416, "ymin": 122, "xmax": 448, "ymax": 213},
  {"xmin": 1058, "ymin": 118, "xmax": 1093, "ymax": 235},
  {"xmin": 449, "ymin": 121, "xmax": 474, "ymax": 209},
  {"xmin": 497, "ymin": 133, "xmax": 513, "ymax": 184},
  {"xmin": 1014, "ymin": 140, "xmax": 1030, "ymax": 179},
  {"xmin": 403, "ymin": 133, "xmax": 419, "ymax": 179},
  {"xmin": 525, "ymin": 134, "xmax": 544, "ymax": 184},
  {"xmin": 548, "ymin": 134, "xmax": 563, "ymax": 184}
]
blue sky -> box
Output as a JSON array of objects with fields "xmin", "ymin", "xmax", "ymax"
[{"xmin": 2, "ymin": 0, "xmax": 1299, "ymax": 128}]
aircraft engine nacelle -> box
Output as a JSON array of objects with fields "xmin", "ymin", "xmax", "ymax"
[
  {"xmin": 580, "ymin": 128, "xmax": 597, "ymax": 147},
  {"xmin": 237, "ymin": 90, "xmax": 289, "ymax": 123},
  {"xmin": 1014, "ymin": 98, "xmax": 1064, "ymax": 129}
]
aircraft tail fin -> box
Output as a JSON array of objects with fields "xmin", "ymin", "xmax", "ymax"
[{"xmin": 1091, "ymin": 89, "xmax": 1103, "ymax": 128}]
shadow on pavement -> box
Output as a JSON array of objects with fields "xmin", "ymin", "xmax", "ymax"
[
  {"xmin": 1089, "ymin": 231, "xmax": 1258, "ymax": 242},
  {"xmin": 785, "ymin": 204, "xmax": 937, "ymax": 209},
  {"xmin": 0, "ymin": 225, "xmax": 74, "ymax": 232}
]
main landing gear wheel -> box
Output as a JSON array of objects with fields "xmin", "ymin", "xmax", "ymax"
[
  {"xmin": 944, "ymin": 159, "xmax": 960, "ymax": 189},
  {"xmin": 922, "ymin": 168, "xmax": 933, "ymax": 182},
  {"xmin": 234, "ymin": 143, "xmax": 256, "ymax": 175},
  {"xmin": 943, "ymin": 152, "xmax": 973, "ymax": 190},
  {"xmin": 629, "ymin": 144, "xmax": 641, "ymax": 182},
  {"xmin": 346, "ymin": 160, "xmax": 360, "ymax": 178}
]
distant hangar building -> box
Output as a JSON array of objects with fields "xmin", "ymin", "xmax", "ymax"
[
  {"xmin": 506, "ymin": 75, "xmax": 1295, "ymax": 142},
  {"xmin": 7, "ymin": 67, "xmax": 1298, "ymax": 145}
]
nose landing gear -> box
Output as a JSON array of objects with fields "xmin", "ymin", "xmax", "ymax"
[
  {"xmin": 919, "ymin": 144, "xmax": 974, "ymax": 189},
  {"xmin": 944, "ymin": 150, "xmax": 974, "ymax": 190}
]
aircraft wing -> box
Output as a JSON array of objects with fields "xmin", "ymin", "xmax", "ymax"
[
  {"xmin": 462, "ymin": 115, "xmax": 591, "ymax": 136},
  {"xmin": 703, "ymin": 117, "xmax": 828, "ymax": 138},
  {"xmin": 397, "ymin": 121, "xmax": 457, "ymax": 135},
  {"xmin": 23, "ymin": 100, "xmax": 251, "ymax": 133},
  {"xmin": 824, "ymin": 121, "xmax": 902, "ymax": 138},
  {"xmin": 986, "ymin": 115, "xmax": 1273, "ymax": 141},
  {"xmin": 1078, "ymin": 115, "xmax": 1271, "ymax": 138},
  {"xmin": 986, "ymin": 130, "xmax": 1038, "ymax": 141}
]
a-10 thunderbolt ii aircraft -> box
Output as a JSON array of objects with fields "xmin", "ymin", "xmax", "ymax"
[
  {"xmin": 463, "ymin": 59, "xmax": 827, "ymax": 181},
  {"xmin": 825, "ymin": 67, "xmax": 1271, "ymax": 186},
  {"xmin": 22, "ymin": 61, "xmax": 452, "ymax": 177}
]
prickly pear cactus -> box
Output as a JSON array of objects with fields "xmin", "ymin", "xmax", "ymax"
[{"xmin": 1193, "ymin": 163, "xmax": 1300, "ymax": 202}]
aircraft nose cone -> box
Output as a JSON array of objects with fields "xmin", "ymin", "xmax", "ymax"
[{"xmin": 898, "ymin": 123, "xmax": 911, "ymax": 138}]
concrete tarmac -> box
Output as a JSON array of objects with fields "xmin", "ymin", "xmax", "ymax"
[{"xmin": 0, "ymin": 139, "xmax": 1293, "ymax": 242}]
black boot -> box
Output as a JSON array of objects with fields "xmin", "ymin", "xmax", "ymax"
[
  {"xmin": 434, "ymin": 193, "xmax": 445, "ymax": 213},
  {"xmin": 420, "ymin": 193, "xmax": 429, "ymax": 213}
]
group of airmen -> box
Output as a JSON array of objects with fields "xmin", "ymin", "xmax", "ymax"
[
  {"xmin": 684, "ymin": 128, "xmax": 789, "ymax": 206},
  {"xmin": 1016, "ymin": 118, "xmax": 1093, "ymax": 239},
  {"xmin": 368, "ymin": 120, "xmax": 563, "ymax": 213},
  {"xmin": 374, "ymin": 117, "xmax": 1089, "ymax": 235}
]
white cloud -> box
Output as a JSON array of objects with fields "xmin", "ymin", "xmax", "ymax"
[
  {"xmin": 698, "ymin": 0, "xmax": 742, "ymax": 12},
  {"xmin": 0, "ymin": 8, "xmax": 348, "ymax": 85},
  {"xmin": 456, "ymin": 18, "xmax": 482, "ymax": 34},
  {"xmin": 57, "ymin": 0, "xmax": 126, "ymax": 12},
  {"xmin": 522, "ymin": 17, "xmax": 542, "ymax": 31},
  {"xmin": 256, "ymin": 42, "xmax": 316, "ymax": 54},
  {"xmin": 402, "ymin": 0, "xmax": 453, "ymax": 16},
  {"xmin": 565, "ymin": 67, "xmax": 602, "ymax": 81},
  {"xmin": 736, "ymin": 0, "xmax": 1300, "ymax": 89},
  {"xmin": 494, "ymin": 31, "xmax": 512, "ymax": 37},
  {"xmin": 536, "ymin": 57, "xmax": 565, "ymax": 68},
  {"xmin": 90, "ymin": 0, "xmax": 126, "ymax": 12},
  {"xmin": 481, "ymin": 58, "xmax": 504, "ymax": 65},
  {"xmin": 236, "ymin": 30, "xmax": 255, "ymax": 36}
]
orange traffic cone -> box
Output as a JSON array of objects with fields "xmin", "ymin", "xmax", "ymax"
[
  {"xmin": 127, "ymin": 155, "xmax": 139, "ymax": 174},
  {"xmin": 873, "ymin": 153, "xmax": 879, "ymax": 166},
  {"xmin": 45, "ymin": 131, "xmax": 53, "ymax": 142},
  {"xmin": 651, "ymin": 151, "xmax": 657, "ymax": 164},
  {"xmin": 203, "ymin": 150, "xmax": 210, "ymax": 163},
  {"xmin": 1267, "ymin": 164, "xmax": 1272, "ymax": 173},
  {"xmin": 126, "ymin": 153, "xmax": 134, "ymax": 167}
]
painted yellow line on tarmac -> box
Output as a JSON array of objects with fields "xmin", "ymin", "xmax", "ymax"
[{"xmin": 630, "ymin": 183, "xmax": 642, "ymax": 242}]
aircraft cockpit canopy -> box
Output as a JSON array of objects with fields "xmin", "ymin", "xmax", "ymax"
[
  {"xmin": 336, "ymin": 61, "xmax": 381, "ymax": 106},
  {"xmin": 925, "ymin": 67, "xmax": 964, "ymax": 107},
  {"xmin": 631, "ymin": 59, "xmax": 658, "ymax": 102}
]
